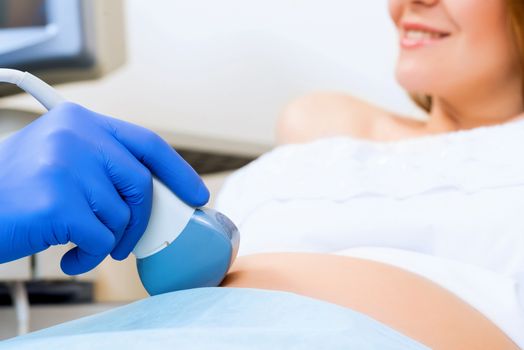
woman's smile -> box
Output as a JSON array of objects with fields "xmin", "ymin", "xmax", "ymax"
[{"xmin": 400, "ymin": 21, "xmax": 451, "ymax": 49}]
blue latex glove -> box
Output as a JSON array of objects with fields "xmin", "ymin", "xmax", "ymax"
[{"xmin": 0, "ymin": 102, "xmax": 209, "ymax": 275}]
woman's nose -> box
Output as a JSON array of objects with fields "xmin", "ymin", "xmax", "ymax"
[
  {"xmin": 390, "ymin": 0, "xmax": 439, "ymax": 12},
  {"xmin": 388, "ymin": 0, "xmax": 439, "ymax": 23}
]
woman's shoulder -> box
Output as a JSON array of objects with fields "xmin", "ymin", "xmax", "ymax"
[{"xmin": 276, "ymin": 92, "xmax": 428, "ymax": 144}]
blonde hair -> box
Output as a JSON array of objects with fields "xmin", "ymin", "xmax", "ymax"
[{"xmin": 410, "ymin": 0, "xmax": 524, "ymax": 112}]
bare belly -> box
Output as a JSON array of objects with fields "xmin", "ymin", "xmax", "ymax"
[{"xmin": 221, "ymin": 253, "xmax": 518, "ymax": 350}]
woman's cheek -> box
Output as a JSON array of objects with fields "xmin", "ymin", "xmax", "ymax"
[{"xmin": 446, "ymin": 0, "xmax": 507, "ymax": 44}]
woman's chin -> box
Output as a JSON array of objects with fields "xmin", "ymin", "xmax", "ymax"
[{"xmin": 394, "ymin": 68, "xmax": 439, "ymax": 97}]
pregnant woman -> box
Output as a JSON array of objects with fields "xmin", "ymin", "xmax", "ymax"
[
  {"xmin": 2, "ymin": 1, "xmax": 522, "ymax": 349},
  {"xmin": 217, "ymin": 0, "xmax": 524, "ymax": 349}
]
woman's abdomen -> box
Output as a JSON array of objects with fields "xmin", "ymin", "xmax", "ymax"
[{"xmin": 221, "ymin": 253, "xmax": 518, "ymax": 350}]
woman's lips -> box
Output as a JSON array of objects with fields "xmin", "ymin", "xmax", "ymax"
[{"xmin": 400, "ymin": 22, "xmax": 451, "ymax": 49}]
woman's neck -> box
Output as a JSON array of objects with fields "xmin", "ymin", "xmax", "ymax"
[{"xmin": 426, "ymin": 80, "xmax": 524, "ymax": 133}]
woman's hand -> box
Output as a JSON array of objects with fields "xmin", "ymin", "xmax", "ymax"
[{"xmin": 0, "ymin": 102, "xmax": 209, "ymax": 275}]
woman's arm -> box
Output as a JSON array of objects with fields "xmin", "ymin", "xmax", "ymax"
[
  {"xmin": 276, "ymin": 92, "xmax": 427, "ymax": 144},
  {"xmin": 222, "ymin": 253, "xmax": 518, "ymax": 350}
]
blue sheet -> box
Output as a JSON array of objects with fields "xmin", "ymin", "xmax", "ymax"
[{"xmin": 0, "ymin": 288, "xmax": 430, "ymax": 350}]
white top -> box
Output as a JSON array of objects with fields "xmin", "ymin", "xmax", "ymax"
[{"xmin": 216, "ymin": 119, "xmax": 524, "ymax": 347}]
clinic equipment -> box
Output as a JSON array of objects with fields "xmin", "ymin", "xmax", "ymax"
[
  {"xmin": 0, "ymin": 0, "xmax": 125, "ymax": 93},
  {"xmin": 0, "ymin": 68, "xmax": 240, "ymax": 296}
]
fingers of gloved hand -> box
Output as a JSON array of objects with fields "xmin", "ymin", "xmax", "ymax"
[
  {"xmin": 84, "ymin": 175, "xmax": 131, "ymax": 248},
  {"xmin": 60, "ymin": 212, "xmax": 115, "ymax": 275},
  {"xmin": 102, "ymin": 144, "xmax": 153, "ymax": 261},
  {"xmin": 101, "ymin": 116, "xmax": 210, "ymax": 207},
  {"xmin": 61, "ymin": 247, "xmax": 108, "ymax": 276}
]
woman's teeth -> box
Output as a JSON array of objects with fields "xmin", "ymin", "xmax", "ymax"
[{"xmin": 404, "ymin": 30, "xmax": 445, "ymax": 40}]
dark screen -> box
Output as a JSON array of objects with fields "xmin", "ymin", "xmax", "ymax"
[{"xmin": 0, "ymin": 0, "xmax": 47, "ymax": 28}]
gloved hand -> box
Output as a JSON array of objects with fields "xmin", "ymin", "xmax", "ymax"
[{"xmin": 0, "ymin": 102, "xmax": 209, "ymax": 275}]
